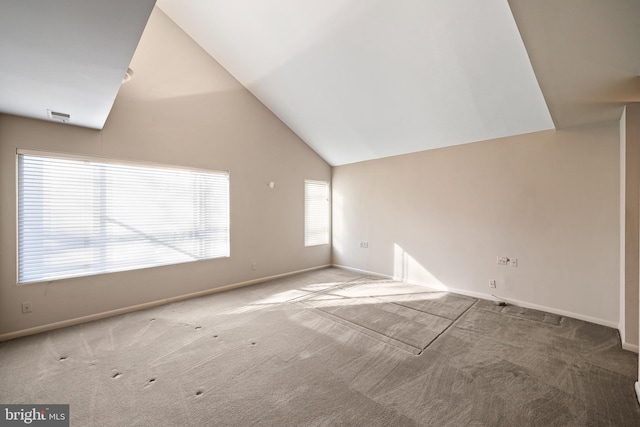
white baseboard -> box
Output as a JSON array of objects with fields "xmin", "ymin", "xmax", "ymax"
[
  {"xmin": 475, "ymin": 293, "xmax": 619, "ymax": 329},
  {"xmin": 0, "ymin": 264, "xmax": 330, "ymax": 342},
  {"xmin": 636, "ymin": 382, "xmax": 640, "ymax": 406},
  {"xmin": 622, "ymin": 342, "xmax": 640, "ymax": 353},
  {"xmin": 332, "ymin": 264, "xmax": 619, "ymax": 329},
  {"xmin": 332, "ymin": 264, "xmax": 392, "ymax": 280}
]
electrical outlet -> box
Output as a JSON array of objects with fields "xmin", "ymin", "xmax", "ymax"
[
  {"xmin": 251, "ymin": 262, "xmax": 257, "ymax": 271},
  {"xmin": 496, "ymin": 256, "xmax": 509, "ymax": 265},
  {"xmin": 21, "ymin": 302, "xmax": 32, "ymax": 314},
  {"xmin": 359, "ymin": 241, "xmax": 369, "ymax": 248},
  {"xmin": 510, "ymin": 258, "xmax": 518, "ymax": 267},
  {"xmin": 489, "ymin": 280, "xmax": 497, "ymax": 289}
]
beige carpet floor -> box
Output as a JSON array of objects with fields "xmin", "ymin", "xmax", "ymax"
[{"xmin": 1, "ymin": 267, "xmax": 639, "ymax": 426}]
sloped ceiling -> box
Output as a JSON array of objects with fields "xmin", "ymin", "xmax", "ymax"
[
  {"xmin": 157, "ymin": 0, "xmax": 555, "ymax": 165},
  {"xmin": 2, "ymin": 1, "xmax": 638, "ymax": 165},
  {"xmin": 0, "ymin": 0, "xmax": 155, "ymax": 129}
]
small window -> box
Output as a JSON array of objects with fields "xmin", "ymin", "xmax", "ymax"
[
  {"xmin": 304, "ymin": 180, "xmax": 330, "ymax": 247},
  {"xmin": 17, "ymin": 150, "xmax": 229, "ymax": 283}
]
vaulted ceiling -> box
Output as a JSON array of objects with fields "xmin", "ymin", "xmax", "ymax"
[
  {"xmin": 1, "ymin": 0, "xmax": 639, "ymax": 165},
  {"xmin": 157, "ymin": 0, "xmax": 555, "ymax": 165},
  {"xmin": 0, "ymin": 0, "xmax": 155, "ymax": 129}
]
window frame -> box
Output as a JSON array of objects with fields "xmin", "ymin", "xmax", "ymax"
[
  {"xmin": 16, "ymin": 149, "xmax": 230, "ymax": 284},
  {"xmin": 304, "ymin": 179, "xmax": 330, "ymax": 247}
]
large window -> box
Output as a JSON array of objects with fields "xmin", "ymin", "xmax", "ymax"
[
  {"xmin": 17, "ymin": 150, "xmax": 229, "ymax": 284},
  {"xmin": 304, "ymin": 180, "xmax": 330, "ymax": 247}
]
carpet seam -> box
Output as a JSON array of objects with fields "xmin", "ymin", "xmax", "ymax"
[
  {"xmin": 295, "ymin": 301, "xmax": 422, "ymax": 355},
  {"xmin": 417, "ymin": 298, "xmax": 481, "ymax": 356},
  {"xmin": 383, "ymin": 299, "xmax": 472, "ymax": 322}
]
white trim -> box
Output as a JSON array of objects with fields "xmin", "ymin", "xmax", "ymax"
[
  {"xmin": 0, "ymin": 265, "xmax": 330, "ymax": 342},
  {"xmin": 467, "ymin": 293, "xmax": 619, "ymax": 329},
  {"xmin": 635, "ymin": 382, "xmax": 640, "ymax": 406},
  {"xmin": 332, "ymin": 264, "xmax": 391, "ymax": 279},
  {"xmin": 622, "ymin": 342, "xmax": 639, "ymax": 353},
  {"xmin": 332, "ymin": 264, "xmax": 619, "ymax": 329}
]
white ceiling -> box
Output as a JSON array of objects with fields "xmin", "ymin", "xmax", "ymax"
[
  {"xmin": 0, "ymin": 0, "xmax": 155, "ymax": 129},
  {"xmin": 2, "ymin": 1, "xmax": 638, "ymax": 165},
  {"xmin": 157, "ymin": 0, "xmax": 555, "ymax": 166}
]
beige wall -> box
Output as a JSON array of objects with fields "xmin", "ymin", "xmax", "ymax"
[
  {"xmin": 621, "ymin": 104, "xmax": 640, "ymax": 350},
  {"xmin": 333, "ymin": 124, "xmax": 620, "ymax": 326},
  {"xmin": 0, "ymin": 8, "xmax": 330, "ymax": 337}
]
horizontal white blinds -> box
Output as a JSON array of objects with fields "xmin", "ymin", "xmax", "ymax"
[
  {"xmin": 18, "ymin": 152, "xmax": 229, "ymax": 283},
  {"xmin": 304, "ymin": 180, "xmax": 330, "ymax": 247}
]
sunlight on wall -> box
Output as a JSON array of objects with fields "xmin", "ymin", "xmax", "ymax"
[{"xmin": 393, "ymin": 244, "xmax": 449, "ymax": 291}]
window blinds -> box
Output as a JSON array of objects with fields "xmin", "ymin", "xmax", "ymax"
[
  {"xmin": 304, "ymin": 180, "xmax": 330, "ymax": 247},
  {"xmin": 18, "ymin": 151, "xmax": 229, "ymax": 283}
]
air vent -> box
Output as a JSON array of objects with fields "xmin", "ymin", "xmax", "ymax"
[{"xmin": 47, "ymin": 110, "xmax": 71, "ymax": 123}]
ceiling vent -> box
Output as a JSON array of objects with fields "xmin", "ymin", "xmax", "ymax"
[{"xmin": 47, "ymin": 110, "xmax": 71, "ymax": 123}]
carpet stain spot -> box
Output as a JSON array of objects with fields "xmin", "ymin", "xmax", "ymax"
[
  {"xmin": 251, "ymin": 342, "xmax": 256, "ymax": 346},
  {"xmin": 196, "ymin": 390, "xmax": 203, "ymax": 396},
  {"xmin": 213, "ymin": 335, "xmax": 218, "ymax": 338},
  {"xmin": 112, "ymin": 372, "xmax": 122, "ymax": 379},
  {"xmin": 195, "ymin": 326, "xmax": 202, "ymax": 330},
  {"xmin": 59, "ymin": 356, "xmax": 67, "ymax": 361},
  {"xmin": 150, "ymin": 318, "xmax": 155, "ymax": 322}
]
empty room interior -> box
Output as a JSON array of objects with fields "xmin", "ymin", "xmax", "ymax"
[{"xmin": 1, "ymin": 0, "xmax": 640, "ymax": 425}]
